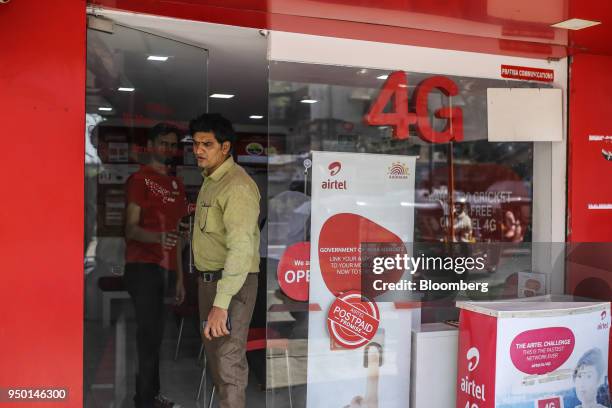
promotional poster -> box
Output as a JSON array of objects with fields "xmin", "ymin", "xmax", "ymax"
[
  {"xmin": 306, "ymin": 151, "xmax": 418, "ymax": 408},
  {"xmin": 457, "ymin": 302, "xmax": 611, "ymax": 408}
]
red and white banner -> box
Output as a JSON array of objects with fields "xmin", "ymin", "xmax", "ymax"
[
  {"xmin": 307, "ymin": 151, "xmax": 418, "ymax": 408},
  {"xmin": 457, "ymin": 302, "xmax": 610, "ymax": 407}
]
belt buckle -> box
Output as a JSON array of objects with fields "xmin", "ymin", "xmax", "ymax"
[{"xmin": 202, "ymin": 273, "xmax": 214, "ymax": 283}]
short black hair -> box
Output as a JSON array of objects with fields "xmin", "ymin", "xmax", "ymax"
[
  {"xmin": 148, "ymin": 123, "xmax": 180, "ymax": 143},
  {"xmin": 574, "ymin": 348, "xmax": 605, "ymax": 381},
  {"xmin": 189, "ymin": 113, "xmax": 236, "ymax": 151}
]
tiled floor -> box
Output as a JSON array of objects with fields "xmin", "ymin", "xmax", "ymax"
[{"xmin": 84, "ymin": 303, "xmax": 282, "ymax": 408}]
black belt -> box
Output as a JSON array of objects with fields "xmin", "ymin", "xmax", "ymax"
[{"xmin": 197, "ymin": 269, "xmax": 222, "ymax": 282}]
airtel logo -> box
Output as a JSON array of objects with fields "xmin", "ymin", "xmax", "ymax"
[
  {"xmin": 328, "ymin": 161, "xmax": 342, "ymax": 176},
  {"xmin": 598, "ymin": 310, "xmax": 609, "ymax": 330},
  {"xmin": 467, "ymin": 347, "xmax": 480, "ymax": 372}
]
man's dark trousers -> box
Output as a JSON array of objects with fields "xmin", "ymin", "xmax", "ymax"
[{"xmin": 124, "ymin": 263, "xmax": 166, "ymax": 408}]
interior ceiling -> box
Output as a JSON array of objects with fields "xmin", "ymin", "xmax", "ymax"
[
  {"xmin": 91, "ymin": 0, "xmax": 612, "ymax": 57},
  {"xmin": 95, "ymin": 9, "xmax": 268, "ymax": 130}
]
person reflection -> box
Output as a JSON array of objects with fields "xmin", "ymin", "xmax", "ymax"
[
  {"xmin": 123, "ymin": 123, "xmax": 188, "ymax": 408},
  {"xmin": 452, "ymin": 197, "xmax": 473, "ymax": 243},
  {"xmin": 573, "ymin": 348, "xmax": 607, "ymax": 408}
]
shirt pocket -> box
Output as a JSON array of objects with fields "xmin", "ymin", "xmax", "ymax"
[
  {"xmin": 204, "ymin": 206, "xmax": 224, "ymax": 233},
  {"xmin": 198, "ymin": 206, "xmax": 209, "ymax": 231},
  {"xmin": 198, "ymin": 206, "xmax": 223, "ymax": 233}
]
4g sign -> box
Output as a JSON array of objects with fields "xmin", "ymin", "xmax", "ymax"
[
  {"xmin": 364, "ymin": 71, "xmax": 463, "ymax": 144},
  {"xmin": 537, "ymin": 397, "xmax": 562, "ymax": 408}
]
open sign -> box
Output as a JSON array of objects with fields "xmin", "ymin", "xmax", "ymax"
[{"xmin": 277, "ymin": 242, "xmax": 311, "ymax": 302}]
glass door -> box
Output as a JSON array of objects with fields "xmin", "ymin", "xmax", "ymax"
[{"xmin": 84, "ymin": 18, "xmax": 208, "ymax": 407}]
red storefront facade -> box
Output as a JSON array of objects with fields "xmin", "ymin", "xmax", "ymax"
[{"xmin": 1, "ymin": 1, "xmax": 612, "ymax": 407}]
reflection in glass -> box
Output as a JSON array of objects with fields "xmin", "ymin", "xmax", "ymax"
[{"xmin": 84, "ymin": 22, "xmax": 207, "ymax": 408}]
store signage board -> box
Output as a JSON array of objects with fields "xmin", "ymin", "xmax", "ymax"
[
  {"xmin": 501, "ymin": 65, "xmax": 555, "ymax": 83},
  {"xmin": 487, "ymin": 88, "xmax": 562, "ymax": 142},
  {"xmin": 456, "ymin": 301, "xmax": 610, "ymax": 408},
  {"xmin": 307, "ymin": 151, "xmax": 418, "ymax": 408}
]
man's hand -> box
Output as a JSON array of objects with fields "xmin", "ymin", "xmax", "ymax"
[
  {"xmin": 175, "ymin": 280, "xmax": 185, "ymax": 305},
  {"xmin": 178, "ymin": 219, "xmax": 191, "ymax": 240},
  {"xmin": 203, "ymin": 306, "xmax": 229, "ymax": 340},
  {"xmin": 160, "ymin": 231, "xmax": 179, "ymax": 250}
]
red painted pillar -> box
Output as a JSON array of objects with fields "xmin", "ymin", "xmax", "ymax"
[
  {"xmin": 567, "ymin": 53, "xmax": 612, "ymax": 389},
  {"xmin": 0, "ymin": 0, "xmax": 86, "ymax": 406}
]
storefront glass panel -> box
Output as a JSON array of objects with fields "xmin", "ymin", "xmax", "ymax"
[
  {"xmin": 84, "ymin": 22, "xmax": 208, "ymax": 407},
  {"xmin": 265, "ymin": 60, "xmax": 563, "ymax": 407}
]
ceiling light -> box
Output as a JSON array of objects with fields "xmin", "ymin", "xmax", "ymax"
[
  {"xmin": 118, "ymin": 87, "xmax": 135, "ymax": 92},
  {"xmin": 210, "ymin": 93, "xmax": 235, "ymax": 99},
  {"xmin": 357, "ymin": 69, "xmax": 368, "ymax": 75},
  {"xmin": 377, "ymin": 74, "xmax": 389, "ymax": 80},
  {"xmin": 300, "ymin": 99, "xmax": 318, "ymax": 104},
  {"xmin": 551, "ymin": 18, "xmax": 601, "ymax": 30},
  {"xmin": 98, "ymin": 107, "xmax": 112, "ymax": 111},
  {"xmin": 250, "ymin": 115, "xmax": 264, "ymax": 119},
  {"xmin": 147, "ymin": 55, "xmax": 169, "ymax": 61}
]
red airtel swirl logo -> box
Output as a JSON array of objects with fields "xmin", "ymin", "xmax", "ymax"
[{"xmin": 328, "ymin": 161, "xmax": 342, "ymax": 176}]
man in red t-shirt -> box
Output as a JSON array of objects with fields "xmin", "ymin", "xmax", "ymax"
[{"xmin": 124, "ymin": 123, "xmax": 188, "ymax": 408}]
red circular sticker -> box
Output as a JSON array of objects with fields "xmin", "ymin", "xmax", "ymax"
[
  {"xmin": 327, "ymin": 290, "xmax": 380, "ymax": 349},
  {"xmin": 277, "ymin": 242, "xmax": 310, "ymax": 302}
]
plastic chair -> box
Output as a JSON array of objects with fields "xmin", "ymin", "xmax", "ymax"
[{"xmin": 195, "ymin": 328, "xmax": 292, "ymax": 408}]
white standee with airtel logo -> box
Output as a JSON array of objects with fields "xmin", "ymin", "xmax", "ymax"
[
  {"xmin": 456, "ymin": 301, "xmax": 611, "ymax": 408},
  {"xmin": 307, "ymin": 151, "xmax": 419, "ymax": 408}
]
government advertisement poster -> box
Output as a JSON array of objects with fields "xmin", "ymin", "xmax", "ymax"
[{"xmin": 307, "ymin": 151, "xmax": 418, "ymax": 408}]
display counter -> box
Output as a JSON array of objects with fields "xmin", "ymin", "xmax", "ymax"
[{"xmin": 456, "ymin": 301, "xmax": 610, "ymax": 408}]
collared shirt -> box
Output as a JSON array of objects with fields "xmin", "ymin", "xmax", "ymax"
[{"xmin": 192, "ymin": 156, "xmax": 260, "ymax": 309}]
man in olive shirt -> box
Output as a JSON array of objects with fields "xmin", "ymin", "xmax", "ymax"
[{"xmin": 190, "ymin": 113, "xmax": 260, "ymax": 408}]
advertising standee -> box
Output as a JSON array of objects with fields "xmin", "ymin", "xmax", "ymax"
[{"xmin": 307, "ymin": 151, "xmax": 419, "ymax": 408}]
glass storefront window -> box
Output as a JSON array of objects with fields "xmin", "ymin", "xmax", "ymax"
[{"xmin": 265, "ymin": 60, "xmax": 564, "ymax": 408}]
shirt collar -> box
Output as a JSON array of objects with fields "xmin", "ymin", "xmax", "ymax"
[{"xmin": 203, "ymin": 156, "xmax": 235, "ymax": 181}]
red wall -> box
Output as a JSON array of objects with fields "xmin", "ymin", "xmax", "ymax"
[
  {"xmin": 567, "ymin": 54, "xmax": 612, "ymax": 242},
  {"xmin": 565, "ymin": 56, "xmax": 612, "ymax": 381},
  {"xmin": 0, "ymin": 1, "xmax": 86, "ymax": 406}
]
